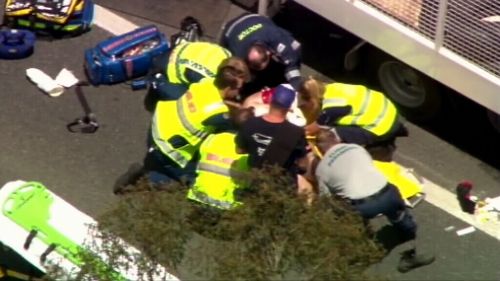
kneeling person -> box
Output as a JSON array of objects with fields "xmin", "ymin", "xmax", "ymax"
[
  {"xmin": 150, "ymin": 41, "xmax": 233, "ymax": 100},
  {"xmin": 187, "ymin": 131, "xmax": 249, "ymax": 210},
  {"xmin": 314, "ymin": 129, "xmax": 435, "ymax": 273}
]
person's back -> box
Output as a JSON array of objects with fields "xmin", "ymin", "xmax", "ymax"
[
  {"xmin": 237, "ymin": 116, "xmax": 304, "ymax": 170},
  {"xmin": 167, "ymin": 41, "xmax": 232, "ymax": 85},
  {"xmin": 315, "ymin": 142, "xmax": 387, "ymax": 199},
  {"xmin": 299, "ymin": 78, "xmax": 407, "ymax": 160},
  {"xmin": 313, "ymin": 129, "xmax": 435, "ymax": 273},
  {"xmin": 236, "ymin": 84, "xmax": 307, "ymax": 174},
  {"xmin": 152, "ymin": 59, "xmax": 249, "ymax": 169},
  {"xmin": 220, "ymin": 13, "xmax": 280, "ymax": 58},
  {"xmin": 220, "ymin": 13, "xmax": 303, "ymax": 92},
  {"xmin": 322, "ymin": 83, "xmax": 398, "ymax": 137},
  {"xmin": 153, "ymin": 78, "xmax": 227, "ymax": 148},
  {"xmin": 188, "ymin": 132, "xmax": 249, "ymax": 210},
  {"xmin": 150, "ymin": 44, "xmax": 238, "ymax": 101}
]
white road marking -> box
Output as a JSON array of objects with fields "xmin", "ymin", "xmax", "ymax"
[
  {"xmin": 422, "ymin": 178, "xmax": 500, "ymax": 239},
  {"xmin": 93, "ymin": 5, "xmax": 138, "ymax": 35},
  {"xmin": 92, "ymin": 4, "xmax": 500, "ymax": 241}
]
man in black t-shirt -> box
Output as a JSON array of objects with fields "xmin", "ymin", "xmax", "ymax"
[{"xmin": 235, "ymin": 84, "xmax": 308, "ymax": 175}]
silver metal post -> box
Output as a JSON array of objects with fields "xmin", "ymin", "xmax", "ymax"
[
  {"xmin": 258, "ymin": 0, "xmax": 269, "ymax": 16},
  {"xmin": 434, "ymin": 0, "xmax": 449, "ymax": 50}
]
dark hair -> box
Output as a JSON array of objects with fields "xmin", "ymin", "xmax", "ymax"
[
  {"xmin": 315, "ymin": 128, "xmax": 340, "ymax": 153},
  {"xmin": 230, "ymin": 107, "xmax": 254, "ymax": 129},
  {"xmin": 247, "ymin": 43, "xmax": 270, "ymax": 69},
  {"xmin": 214, "ymin": 57, "xmax": 250, "ymax": 89}
]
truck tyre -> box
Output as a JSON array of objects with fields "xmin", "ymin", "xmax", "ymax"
[
  {"xmin": 377, "ymin": 59, "xmax": 442, "ymax": 122},
  {"xmin": 361, "ymin": 46, "xmax": 443, "ymax": 122}
]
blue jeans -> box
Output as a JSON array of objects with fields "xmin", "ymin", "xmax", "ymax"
[
  {"xmin": 144, "ymin": 147, "xmax": 198, "ymax": 187},
  {"xmin": 352, "ymin": 184, "xmax": 417, "ymax": 240}
]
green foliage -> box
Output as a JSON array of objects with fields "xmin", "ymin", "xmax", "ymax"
[{"xmin": 63, "ymin": 168, "xmax": 385, "ymax": 281}]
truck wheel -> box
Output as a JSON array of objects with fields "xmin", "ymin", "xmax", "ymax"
[{"xmin": 377, "ymin": 60, "xmax": 442, "ymax": 122}]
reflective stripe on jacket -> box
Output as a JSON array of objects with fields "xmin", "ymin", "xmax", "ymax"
[
  {"xmin": 187, "ymin": 133, "xmax": 249, "ymax": 210},
  {"xmin": 167, "ymin": 42, "xmax": 231, "ymax": 84},
  {"xmin": 152, "ymin": 78, "xmax": 229, "ymax": 167},
  {"xmin": 322, "ymin": 83, "xmax": 398, "ymax": 136}
]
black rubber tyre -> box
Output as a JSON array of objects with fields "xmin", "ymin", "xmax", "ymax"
[{"xmin": 362, "ymin": 47, "xmax": 443, "ymax": 122}]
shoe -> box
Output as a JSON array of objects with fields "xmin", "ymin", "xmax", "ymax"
[
  {"xmin": 397, "ymin": 249, "xmax": 435, "ymax": 273},
  {"xmin": 180, "ymin": 16, "xmax": 203, "ymax": 37},
  {"xmin": 113, "ymin": 163, "xmax": 145, "ymax": 194}
]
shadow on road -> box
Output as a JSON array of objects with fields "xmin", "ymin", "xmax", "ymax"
[
  {"xmin": 419, "ymin": 91, "xmax": 500, "ymax": 169},
  {"xmin": 374, "ymin": 225, "xmax": 414, "ymax": 255}
]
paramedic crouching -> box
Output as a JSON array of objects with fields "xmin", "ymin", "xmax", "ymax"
[
  {"xmin": 220, "ymin": 13, "xmax": 303, "ymax": 96},
  {"xmin": 149, "ymin": 42, "xmax": 232, "ymax": 100},
  {"xmin": 313, "ymin": 129, "xmax": 435, "ymax": 273}
]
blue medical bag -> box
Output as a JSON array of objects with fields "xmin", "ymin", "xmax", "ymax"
[{"xmin": 84, "ymin": 25, "xmax": 170, "ymax": 85}]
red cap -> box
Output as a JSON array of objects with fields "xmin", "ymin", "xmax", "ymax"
[{"xmin": 458, "ymin": 180, "xmax": 473, "ymax": 189}]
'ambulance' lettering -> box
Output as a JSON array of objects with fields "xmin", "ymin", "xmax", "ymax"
[{"xmin": 238, "ymin": 23, "xmax": 263, "ymax": 41}]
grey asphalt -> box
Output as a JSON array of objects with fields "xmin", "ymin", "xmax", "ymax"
[{"xmin": 1, "ymin": 0, "xmax": 499, "ymax": 280}]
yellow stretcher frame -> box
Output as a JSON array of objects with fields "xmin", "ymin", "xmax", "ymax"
[
  {"xmin": 4, "ymin": 0, "xmax": 82, "ymax": 25},
  {"xmin": 372, "ymin": 160, "xmax": 425, "ymax": 208}
]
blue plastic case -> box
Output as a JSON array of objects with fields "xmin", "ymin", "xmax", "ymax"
[{"xmin": 84, "ymin": 25, "xmax": 170, "ymax": 85}]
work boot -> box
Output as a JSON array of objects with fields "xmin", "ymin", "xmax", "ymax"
[
  {"xmin": 113, "ymin": 163, "xmax": 146, "ymax": 195},
  {"xmin": 397, "ymin": 249, "xmax": 435, "ymax": 273}
]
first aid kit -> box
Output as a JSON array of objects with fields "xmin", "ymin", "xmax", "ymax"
[{"xmin": 84, "ymin": 25, "xmax": 170, "ymax": 85}]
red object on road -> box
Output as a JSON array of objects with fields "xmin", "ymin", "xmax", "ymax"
[{"xmin": 456, "ymin": 180, "xmax": 476, "ymax": 214}]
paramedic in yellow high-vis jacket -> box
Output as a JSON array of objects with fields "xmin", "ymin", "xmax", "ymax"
[
  {"xmin": 297, "ymin": 78, "xmax": 408, "ymax": 161},
  {"xmin": 147, "ymin": 58, "xmax": 250, "ymax": 185},
  {"xmin": 113, "ymin": 58, "xmax": 250, "ymax": 194},
  {"xmin": 150, "ymin": 42, "xmax": 232, "ymax": 100}
]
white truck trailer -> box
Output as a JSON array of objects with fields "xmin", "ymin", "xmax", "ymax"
[{"xmin": 256, "ymin": 0, "xmax": 500, "ymax": 130}]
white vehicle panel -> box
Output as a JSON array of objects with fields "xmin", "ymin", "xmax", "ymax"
[{"xmin": 293, "ymin": 0, "xmax": 500, "ymax": 114}]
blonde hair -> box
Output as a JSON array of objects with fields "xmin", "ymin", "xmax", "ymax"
[
  {"xmin": 298, "ymin": 77, "xmax": 327, "ymax": 124},
  {"xmin": 298, "ymin": 77, "xmax": 326, "ymax": 103}
]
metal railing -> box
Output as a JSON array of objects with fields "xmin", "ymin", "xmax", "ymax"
[{"xmin": 362, "ymin": 0, "xmax": 500, "ymax": 77}]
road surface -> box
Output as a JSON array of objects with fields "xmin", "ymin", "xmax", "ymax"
[{"xmin": 0, "ymin": 0, "xmax": 499, "ymax": 280}]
